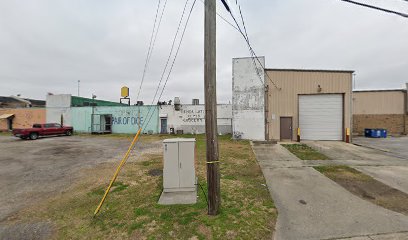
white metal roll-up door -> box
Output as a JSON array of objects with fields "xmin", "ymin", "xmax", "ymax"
[{"xmin": 299, "ymin": 94, "xmax": 343, "ymax": 140}]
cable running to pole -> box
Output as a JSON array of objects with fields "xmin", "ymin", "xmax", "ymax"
[
  {"xmin": 339, "ymin": 0, "xmax": 408, "ymax": 18},
  {"xmin": 142, "ymin": 0, "xmax": 198, "ymax": 130},
  {"xmin": 198, "ymin": 0, "xmax": 240, "ymax": 31},
  {"xmin": 136, "ymin": 0, "xmax": 169, "ymax": 102},
  {"xmin": 140, "ymin": 0, "xmax": 192, "ymax": 131},
  {"xmin": 221, "ymin": 0, "xmax": 280, "ymax": 89}
]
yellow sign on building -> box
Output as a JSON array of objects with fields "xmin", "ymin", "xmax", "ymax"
[{"xmin": 121, "ymin": 86, "xmax": 129, "ymax": 98}]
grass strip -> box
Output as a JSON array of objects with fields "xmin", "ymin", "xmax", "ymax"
[
  {"xmin": 282, "ymin": 144, "xmax": 330, "ymax": 160},
  {"xmin": 315, "ymin": 165, "xmax": 408, "ymax": 215}
]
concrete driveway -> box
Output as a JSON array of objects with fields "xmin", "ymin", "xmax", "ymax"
[
  {"xmin": 306, "ymin": 140, "xmax": 408, "ymax": 196},
  {"xmin": 252, "ymin": 141, "xmax": 408, "ymax": 240}
]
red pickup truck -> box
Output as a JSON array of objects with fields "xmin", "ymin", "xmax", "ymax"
[{"xmin": 12, "ymin": 123, "xmax": 74, "ymax": 140}]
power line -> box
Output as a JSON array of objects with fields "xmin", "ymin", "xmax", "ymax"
[
  {"xmin": 140, "ymin": 0, "xmax": 191, "ymax": 131},
  {"xmin": 203, "ymin": 0, "xmax": 264, "ymax": 87},
  {"xmin": 142, "ymin": 0, "xmax": 198, "ymax": 130},
  {"xmin": 235, "ymin": 1, "xmax": 281, "ymax": 89},
  {"xmin": 220, "ymin": 0, "xmax": 280, "ymax": 89},
  {"xmin": 237, "ymin": 3, "xmax": 266, "ymax": 86},
  {"xmin": 203, "ymin": 0, "xmax": 267, "ymax": 87},
  {"xmin": 198, "ymin": 0, "xmax": 239, "ymax": 31},
  {"xmin": 137, "ymin": 0, "xmax": 161, "ymax": 101},
  {"xmin": 219, "ymin": 0, "xmax": 265, "ymax": 86},
  {"xmin": 136, "ymin": 0, "xmax": 169, "ymax": 102},
  {"xmin": 144, "ymin": 0, "xmax": 197, "ymax": 130},
  {"xmin": 150, "ymin": 0, "xmax": 191, "ymax": 107},
  {"xmin": 339, "ymin": 0, "xmax": 408, "ymax": 18}
]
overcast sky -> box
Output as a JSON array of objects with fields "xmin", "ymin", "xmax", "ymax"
[{"xmin": 0, "ymin": 0, "xmax": 407, "ymax": 104}]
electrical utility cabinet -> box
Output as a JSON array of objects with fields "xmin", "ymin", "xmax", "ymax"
[{"xmin": 163, "ymin": 138, "xmax": 196, "ymax": 193}]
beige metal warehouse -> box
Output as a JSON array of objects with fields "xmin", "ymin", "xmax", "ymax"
[
  {"xmin": 353, "ymin": 88, "xmax": 408, "ymax": 135},
  {"xmin": 265, "ymin": 69, "xmax": 353, "ymax": 141}
]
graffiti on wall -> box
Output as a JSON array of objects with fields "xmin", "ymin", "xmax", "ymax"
[
  {"xmin": 181, "ymin": 109, "xmax": 205, "ymax": 123},
  {"xmin": 112, "ymin": 116, "xmax": 143, "ymax": 125},
  {"xmin": 106, "ymin": 109, "xmax": 146, "ymax": 126}
]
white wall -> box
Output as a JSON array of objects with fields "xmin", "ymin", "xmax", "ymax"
[
  {"xmin": 159, "ymin": 104, "xmax": 232, "ymax": 134},
  {"xmin": 232, "ymin": 57, "xmax": 265, "ymax": 140},
  {"xmin": 46, "ymin": 94, "xmax": 72, "ymax": 126}
]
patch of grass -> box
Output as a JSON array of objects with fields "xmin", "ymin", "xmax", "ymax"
[
  {"xmin": 134, "ymin": 208, "xmax": 150, "ymax": 217},
  {"xmin": 87, "ymin": 187, "xmax": 105, "ymax": 196},
  {"xmin": 0, "ymin": 131, "xmax": 12, "ymax": 136},
  {"xmin": 282, "ymin": 144, "xmax": 330, "ymax": 160},
  {"xmin": 314, "ymin": 165, "xmax": 371, "ymax": 181},
  {"xmin": 111, "ymin": 182, "xmax": 129, "ymax": 193},
  {"xmin": 16, "ymin": 134, "xmax": 276, "ymax": 239},
  {"xmin": 315, "ymin": 165, "xmax": 408, "ymax": 215}
]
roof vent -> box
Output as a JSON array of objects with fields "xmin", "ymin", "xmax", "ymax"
[{"xmin": 174, "ymin": 97, "xmax": 181, "ymax": 111}]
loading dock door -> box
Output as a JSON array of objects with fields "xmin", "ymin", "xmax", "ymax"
[{"xmin": 299, "ymin": 94, "xmax": 343, "ymax": 140}]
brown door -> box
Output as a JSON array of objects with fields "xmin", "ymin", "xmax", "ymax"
[{"xmin": 280, "ymin": 117, "xmax": 292, "ymax": 140}]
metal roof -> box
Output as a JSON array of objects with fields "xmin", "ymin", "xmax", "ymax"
[
  {"xmin": 163, "ymin": 138, "xmax": 196, "ymax": 143},
  {"xmin": 0, "ymin": 113, "xmax": 15, "ymax": 119},
  {"xmin": 353, "ymin": 89, "xmax": 406, "ymax": 93},
  {"xmin": 71, "ymin": 96, "xmax": 126, "ymax": 107},
  {"xmin": 265, "ymin": 68, "xmax": 354, "ymax": 73}
]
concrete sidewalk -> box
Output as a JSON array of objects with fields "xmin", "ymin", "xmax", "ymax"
[{"xmin": 252, "ymin": 143, "xmax": 408, "ymax": 240}]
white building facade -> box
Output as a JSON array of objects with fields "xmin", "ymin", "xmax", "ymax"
[{"xmin": 159, "ymin": 104, "xmax": 232, "ymax": 135}]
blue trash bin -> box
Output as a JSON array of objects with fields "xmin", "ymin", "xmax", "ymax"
[
  {"xmin": 374, "ymin": 129, "xmax": 382, "ymax": 138},
  {"xmin": 364, "ymin": 128, "xmax": 372, "ymax": 137},
  {"xmin": 380, "ymin": 129, "xmax": 387, "ymax": 138}
]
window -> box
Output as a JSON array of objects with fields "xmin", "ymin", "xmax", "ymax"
[
  {"xmin": 33, "ymin": 124, "xmax": 42, "ymax": 128},
  {"xmin": 54, "ymin": 124, "xmax": 61, "ymax": 128},
  {"xmin": 44, "ymin": 124, "xmax": 54, "ymax": 128}
]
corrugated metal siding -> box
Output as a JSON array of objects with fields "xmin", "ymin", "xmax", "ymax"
[
  {"xmin": 353, "ymin": 91, "xmax": 405, "ymax": 114},
  {"xmin": 71, "ymin": 96, "xmax": 126, "ymax": 107},
  {"xmin": 266, "ymin": 70, "xmax": 352, "ymax": 141},
  {"xmin": 299, "ymin": 94, "xmax": 343, "ymax": 140}
]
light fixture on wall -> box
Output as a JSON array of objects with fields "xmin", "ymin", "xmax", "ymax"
[{"xmin": 317, "ymin": 85, "xmax": 322, "ymax": 92}]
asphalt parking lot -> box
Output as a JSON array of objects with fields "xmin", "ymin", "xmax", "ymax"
[
  {"xmin": 0, "ymin": 135, "xmax": 159, "ymax": 224},
  {"xmin": 353, "ymin": 136, "xmax": 408, "ymax": 160}
]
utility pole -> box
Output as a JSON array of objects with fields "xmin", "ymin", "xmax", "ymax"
[
  {"xmin": 78, "ymin": 80, "xmax": 80, "ymax": 97},
  {"xmin": 204, "ymin": 0, "xmax": 220, "ymax": 215}
]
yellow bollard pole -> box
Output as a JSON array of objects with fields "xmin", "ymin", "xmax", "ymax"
[
  {"xmin": 297, "ymin": 128, "xmax": 301, "ymax": 142},
  {"xmin": 346, "ymin": 128, "xmax": 350, "ymax": 143},
  {"xmin": 94, "ymin": 128, "xmax": 143, "ymax": 216}
]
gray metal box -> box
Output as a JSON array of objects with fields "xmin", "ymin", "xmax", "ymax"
[{"xmin": 163, "ymin": 138, "xmax": 196, "ymax": 192}]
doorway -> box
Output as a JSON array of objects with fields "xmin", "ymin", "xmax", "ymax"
[
  {"xmin": 7, "ymin": 118, "xmax": 13, "ymax": 130},
  {"xmin": 160, "ymin": 118, "xmax": 168, "ymax": 134},
  {"xmin": 91, "ymin": 114, "xmax": 112, "ymax": 134},
  {"xmin": 280, "ymin": 117, "xmax": 292, "ymax": 141}
]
